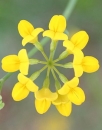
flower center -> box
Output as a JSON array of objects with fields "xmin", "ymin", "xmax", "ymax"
[{"xmin": 47, "ymin": 60, "xmax": 54, "ymax": 68}]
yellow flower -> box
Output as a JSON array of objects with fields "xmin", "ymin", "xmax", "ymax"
[
  {"xmin": 58, "ymin": 77, "xmax": 85, "ymax": 105},
  {"xmin": 43, "ymin": 15, "xmax": 68, "ymax": 40},
  {"xmin": 1, "ymin": 49, "xmax": 29, "ymax": 75},
  {"xmin": 73, "ymin": 50, "xmax": 100, "ymax": 77},
  {"xmin": 63, "ymin": 31, "xmax": 89, "ymax": 54},
  {"xmin": 35, "ymin": 88, "xmax": 58, "ymax": 114},
  {"xmin": 52, "ymin": 93, "xmax": 72, "ymax": 117},
  {"xmin": 18, "ymin": 20, "xmax": 44, "ymax": 46},
  {"xmin": 12, "ymin": 73, "xmax": 38, "ymax": 101}
]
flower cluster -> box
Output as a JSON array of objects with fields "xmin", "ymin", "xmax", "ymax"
[{"xmin": 1, "ymin": 15, "xmax": 99, "ymax": 116}]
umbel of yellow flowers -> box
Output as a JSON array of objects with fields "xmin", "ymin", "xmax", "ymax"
[{"xmin": 1, "ymin": 15, "xmax": 100, "ymax": 117}]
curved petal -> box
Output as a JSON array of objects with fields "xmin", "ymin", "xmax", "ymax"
[
  {"xmin": 35, "ymin": 99, "xmax": 51, "ymax": 114},
  {"xmin": 35, "ymin": 88, "xmax": 58, "ymax": 101},
  {"xmin": 26, "ymin": 80, "xmax": 38, "ymax": 92},
  {"xmin": 22, "ymin": 35, "xmax": 35, "ymax": 46},
  {"xmin": 18, "ymin": 73, "xmax": 28, "ymax": 84},
  {"xmin": 18, "ymin": 20, "xmax": 34, "ymax": 37},
  {"xmin": 49, "ymin": 15, "xmax": 66, "ymax": 32},
  {"xmin": 18, "ymin": 49, "xmax": 29, "ymax": 62},
  {"xmin": 71, "ymin": 31, "xmax": 89, "ymax": 50},
  {"xmin": 68, "ymin": 87, "xmax": 85, "ymax": 105},
  {"xmin": 54, "ymin": 32, "xmax": 68, "ymax": 40},
  {"xmin": 58, "ymin": 77, "xmax": 79, "ymax": 95},
  {"xmin": 63, "ymin": 40, "xmax": 74, "ymax": 52},
  {"xmin": 55, "ymin": 101, "xmax": 72, "ymax": 116},
  {"xmin": 73, "ymin": 50, "xmax": 84, "ymax": 64},
  {"xmin": 31, "ymin": 28, "xmax": 44, "ymax": 37},
  {"xmin": 1, "ymin": 55, "xmax": 20, "ymax": 72},
  {"xmin": 82, "ymin": 56, "xmax": 99, "ymax": 73},
  {"xmin": 18, "ymin": 49, "xmax": 29, "ymax": 75},
  {"xmin": 12, "ymin": 82, "xmax": 29, "ymax": 101},
  {"xmin": 73, "ymin": 65, "xmax": 83, "ymax": 77},
  {"xmin": 17, "ymin": 73, "xmax": 38, "ymax": 92},
  {"xmin": 43, "ymin": 30, "xmax": 55, "ymax": 39},
  {"xmin": 52, "ymin": 94, "xmax": 69, "ymax": 105}
]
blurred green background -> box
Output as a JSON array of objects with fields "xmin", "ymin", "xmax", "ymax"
[{"xmin": 0, "ymin": 0, "xmax": 102, "ymax": 130}]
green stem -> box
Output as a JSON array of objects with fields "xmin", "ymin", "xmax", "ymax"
[
  {"xmin": 0, "ymin": 73, "xmax": 12, "ymax": 92},
  {"xmin": 30, "ymin": 65, "xmax": 47, "ymax": 81},
  {"xmin": 34, "ymin": 41, "xmax": 48, "ymax": 61},
  {"xmin": 63, "ymin": 0, "xmax": 78, "ymax": 20},
  {"xmin": 51, "ymin": 69, "xmax": 61, "ymax": 90},
  {"xmin": 53, "ymin": 67, "xmax": 68, "ymax": 83},
  {"xmin": 29, "ymin": 59, "xmax": 47, "ymax": 65},
  {"xmin": 43, "ymin": 67, "xmax": 50, "ymax": 88},
  {"xmin": 54, "ymin": 63, "xmax": 65, "ymax": 68}
]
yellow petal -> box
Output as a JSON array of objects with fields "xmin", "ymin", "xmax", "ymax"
[
  {"xmin": 18, "ymin": 73, "xmax": 38, "ymax": 92},
  {"xmin": 12, "ymin": 82, "xmax": 29, "ymax": 101},
  {"xmin": 58, "ymin": 77, "xmax": 79, "ymax": 95},
  {"xmin": 18, "ymin": 20, "xmax": 34, "ymax": 37},
  {"xmin": 1, "ymin": 55, "xmax": 20, "ymax": 72},
  {"xmin": 26, "ymin": 80, "xmax": 38, "ymax": 92},
  {"xmin": 82, "ymin": 56, "xmax": 99, "ymax": 73},
  {"xmin": 35, "ymin": 99, "xmax": 51, "ymax": 114},
  {"xmin": 18, "ymin": 73, "xmax": 28, "ymax": 84},
  {"xmin": 54, "ymin": 32, "xmax": 68, "ymax": 40},
  {"xmin": 73, "ymin": 65, "xmax": 83, "ymax": 77},
  {"xmin": 35, "ymin": 88, "xmax": 58, "ymax": 101},
  {"xmin": 55, "ymin": 101, "xmax": 72, "ymax": 116},
  {"xmin": 68, "ymin": 87, "xmax": 85, "ymax": 105},
  {"xmin": 43, "ymin": 30, "xmax": 55, "ymax": 39},
  {"xmin": 18, "ymin": 49, "xmax": 29, "ymax": 75},
  {"xmin": 63, "ymin": 40, "xmax": 74, "ymax": 53},
  {"xmin": 71, "ymin": 31, "xmax": 89, "ymax": 50},
  {"xmin": 31, "ymin": 28, "xmax": 44, "ymax": 37},
  {"xmin": 52, "ymin": 94, "xmax": 69, "ymax": 105},
  {"xmin": 73, "ymin": 50, "xmax": 84, "ymax": 64},
  {"xmin": 22, "ymin": 35, "xmax": 35, "ymax": 46},
  {"xmin": 49, "ymin": 15, "xmax": 66, "ymax": 32}
]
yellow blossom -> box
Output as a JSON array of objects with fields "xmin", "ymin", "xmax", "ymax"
[
  {"xmin": 58, "ymin": 77, "xmax": 85, "ymax": 105},
  {"xmin": 1, "ymin": 49, "xmax": 29, "ymax": 75},
  {"xmin": 52, "ymin": 93, "xmax": 72, "ymax": 116},
  {"xmin": 12, "ymin": 73, "xmax": 38, "ymax": 101},
  {"xmin": 73, "ymin": 50, "xmax": 100, "ymax": 77},
  {"xmin": 43, "ymin": 15, "xmax": 68, "ymax": 40},
  {"xmin": 63, "ymin": 31, "xmax": 89, "ymax": 54},
  {"xmin": 18, "ymin": 20, "xmax": 44, "ymax": 46},
  {"xmin": 35, "ymin": 88, "xmax": 58, "ymax": 114}
]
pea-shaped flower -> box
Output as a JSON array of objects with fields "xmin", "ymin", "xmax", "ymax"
[
  {"xmin": 18, "ymin": 20, "xmax": 44, "ymax": 46},
  {"xmin": 12, "ymin": 73, "xmax": 38, "ymax": 101},
  {"xmin": 63, "ymin": 31, "xmax": 89, "ymax": 54},
  {"xmin": 43, "ymin": 15, "xmax": 68, "ymax": 40},
  {"xmin": 58, "ymin": 77, "xmax": 85, "ymax": 105},
  {"xmin": 73, "ymin": 50, "xmax": 100, "ymax": 77},
  {"xmin": 1, "ymin": 49, "xmax": 29, "ymax": 75},
  {"xmin": 35, "ymin": 88, "xmax": 58, "ymax": 114}
]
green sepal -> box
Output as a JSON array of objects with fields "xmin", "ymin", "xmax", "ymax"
[
  {"xmin": 55, "ymin": 80, "xmax": 61, "ymax": 90},
  {"xmin": 58, "ymin": 74, "xmax": 68, "ymax": 83},
  {"xmin": 63, "ymin": 62, "xmax": 73, "ymax": 68},
  {"xmin": 29, "ymin": 59, "xmax": 40, "ymax": 65},
  {"xmin": 58, "ymin": 50, "xmax": 69, "ymax": 60},
  {"xmin": 35, "ymin": 42, "xmax": 43, "ymax": 51},
  {"xmin": 30, "ymin": 71, "xmax": 40, "ymax": 81},
  {"xmin": 43, "ymin": 77, "xmax": 50, "ymax": 88}
]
